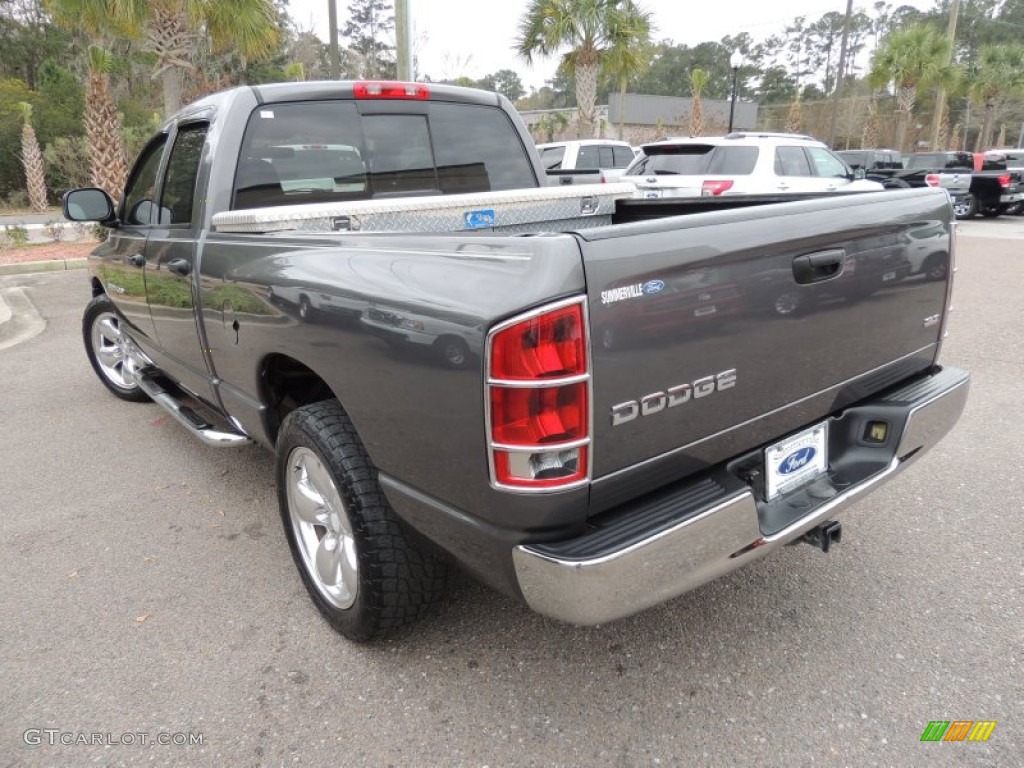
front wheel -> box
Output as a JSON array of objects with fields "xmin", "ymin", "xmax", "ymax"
[
  {"xmin": 276, "ymin": 400, "xmax": 448, "ymax": 641},
  {"xmin": 953, "ymin": 195, "xmax": 976, "ymax": 220},
  {"xmin": 435, "ymin": 336, "xmax": 471, "ymax": 369},
  {"xmin": 82, "ymin": 295, "xmax": 149, "ymax": 402}
]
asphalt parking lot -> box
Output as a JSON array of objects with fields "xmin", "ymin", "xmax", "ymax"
[{"xmin": 1, "ymin": 218, "xmax": 1021, "ymax": 767}]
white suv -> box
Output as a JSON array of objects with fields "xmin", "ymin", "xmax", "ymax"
[
  {"xmin": 535, "ymin": 139, "xmax": 637, "ymax": 182},
  {"xmin": 622, "ymin": 132, "xmax": 885, "ymax": 198}
]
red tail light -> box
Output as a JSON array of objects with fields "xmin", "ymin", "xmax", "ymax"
[
  {"xmin": 925, "ymin": 174, "xmax": 941, "ymax": 187},
  {"xmin": 354, "ymin": 81, "xmax": 429, "ymax": 100},
  {"xmin": 997, "ymin": 173, "xmax": 1011, "ymax": 189},
  {"xmin": 701, "ymin": 179, "xmax": 734, "ymax": 196},
  {"xmin": 486, "ymin": 298, "xmax": 590, "ymax": 490}
]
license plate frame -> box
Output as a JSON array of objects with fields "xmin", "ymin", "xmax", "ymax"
[{"xmin": 764, "ymin": 422, "xmax": 828, "ymax": 500}]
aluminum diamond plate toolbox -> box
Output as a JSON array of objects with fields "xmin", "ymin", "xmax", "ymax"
[{"xmin": 212, "ymin": 183, "xmax": 636, "ymax": 234}]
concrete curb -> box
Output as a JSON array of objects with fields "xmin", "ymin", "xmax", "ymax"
[{"xmin": 0, "ymin": 258, "xmax": 88, "ymax": 276}]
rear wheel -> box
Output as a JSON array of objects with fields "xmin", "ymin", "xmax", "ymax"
[
  {"xmin": 276, "ymin": 400, "xmax": 448, "ymax": 641},
  {"xmin": 772, "ymin": 292, "xmax": 802, "ymax": 317},
  {"xmin": 979, "ymin": 203, "xmax": 1007, "ymax": 218},
  {"xmin": 922, "ymin": 253, "xmax": 948, "ymax": 282},
  {"xmin": 82, "ymin": 295, "xmax": 149, "ymax": 402},
  {"xmin": 952, "ymin": 195, "xmax": 976, "ymax": 220}
]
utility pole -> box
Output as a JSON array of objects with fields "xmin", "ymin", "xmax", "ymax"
[
  {"xmin": 328, "ymin": 0, "xmax": 341, "ymax": 79},
  {"xmin": 827, "ymin": 0, "xmax": 854, "ymax": 148},
  {"xmin": 930, "ymin": 0, "xmax": 960, "ymax": 149},
  {"xmin": 396, "ymin": 0, "xmax": 412, "ymax": 81}
]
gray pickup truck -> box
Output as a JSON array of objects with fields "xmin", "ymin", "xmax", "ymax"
[{"xmin": 64, "ymin": 81, "xmax": 969, "ymax": 641}]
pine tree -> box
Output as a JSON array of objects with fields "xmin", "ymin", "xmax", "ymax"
[
  {"xmin": 950, "ymin": 123, "xmax": 961, "ymax": 152},
  {"xmin": 18, "ymin": 103, "xmax": 48, "ymax": 213},
  {"xmin": 85, "ymin": 46, "xmax": 128, "ymax": 200}
]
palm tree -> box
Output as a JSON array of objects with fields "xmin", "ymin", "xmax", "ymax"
[
  {"xmin": 785, "ymin": 95, "xmax": 803, "ymax": 135},
  {"xmin": 861, "ymin": 97, "xmax": 879, "ymax": 148},
  {"xmin": 516, "ymin": 0, "xmax": 651, "ymax": 139},
  {"xmin": 867, "ymin": 25, "xmax": 957, "ymax": 153},
  {"xmin": 85, "ymin": 45, "xmax": 128, "ymax": 200},
  {"xmin": 45, "ymin": 0, "xmax": 281, "ymax": 116},
  {"xmin": 688, "ymin": 68, "xmax": 709, "ymax": 136},
  {"xmin": 18, "ymin": 103, "xmax": 48, "ymax": 213},
  {"xmin": 970, "ymin": 44, "xmax": 1024, "ymax": 151},
  {"xmin": 602, "ymin": 6, "xmax": 653, "ymax": 139}
]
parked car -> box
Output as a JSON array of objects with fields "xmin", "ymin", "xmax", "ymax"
[
  {"xmin": 837, "ymin": 148, "xmax": 903, "ymax": 172},
  {"xmin": 901, "ymin": 151, "xmax": 1024, "ymax": 218},
  {"xmin": 982, "ymin": 150, "xmax": 1024, "ymax": 214},
  {"xmin": 63, "ymin": 81, "xmax": 967, "ymax": 641},
  {"xmin": 621, "ymin": 132, "xmax": 885, "ymax": 198},
  {"xmin": 536, "ymin": 138, "xmax": 637, "ymax": 184},
  {"xmin": 856, "ymin": 155, "xmax": 974, "ymax": 219}
]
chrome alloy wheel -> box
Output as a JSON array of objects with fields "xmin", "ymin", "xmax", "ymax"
[
  {"xmin": 286, "ymin": 446, "xmax": 358, "ymax": 609},
  {"xmin": 91, "ymin": 311, "xmax": 139, "ymax": 390}
]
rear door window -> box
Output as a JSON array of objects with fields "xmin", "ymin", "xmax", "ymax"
[
  {"xmin": 576, "ymin": 145, "xmax": 601, "ymax": 169},
  {"xmin": 160, "ymin": 123, "xmax": 208, "ymax": 225},
  {"xmin": 612, "ymin": 145, "xmax": 635, "ymax": 168},
  {"xmin": 774, "ymin": 146, "xmax": 813, "ymax": 177},
  {"xmin": 706, "ymin": 146, "xmax": 758, "ymax": 174}
]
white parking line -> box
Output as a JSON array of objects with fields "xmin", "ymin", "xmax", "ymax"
[{"xmin": 0, "ymin": 287, "xmax": 46, "ymax": 351}]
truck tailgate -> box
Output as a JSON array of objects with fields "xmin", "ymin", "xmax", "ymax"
[{"xmin": 580, "ymin": 189, "xmax": 952, "ymax": 503}]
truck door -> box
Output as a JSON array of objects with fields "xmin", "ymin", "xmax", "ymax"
[
  {"xmin": 97, "ymin": 134, "xmax": 169, "ymax": 343},
  {"xmin": 142, "ymin": 121, "xmax": 215, "ymax": 403}
]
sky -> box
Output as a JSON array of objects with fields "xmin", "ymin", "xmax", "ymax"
[{"xmin": 288, "ymin": 0, "xmax": 936, "ymax": 90}]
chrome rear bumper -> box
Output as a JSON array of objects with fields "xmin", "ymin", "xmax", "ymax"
[{"xmin": 513, "ymin": 366, "xmax": 969, "ymax": 626}]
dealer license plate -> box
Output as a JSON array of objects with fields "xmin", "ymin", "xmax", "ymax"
[{"xmin": 764, "ymin": 422, "xmax": 828, "ymax": 500}]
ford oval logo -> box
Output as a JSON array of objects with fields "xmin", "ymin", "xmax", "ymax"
[
  {"xmin": 643, "ymin": 279, "xmax": 665, "ymax": 295},
  {"xmin": 779, "ymin": 446, "xmax": 816, "ymax": 475}
]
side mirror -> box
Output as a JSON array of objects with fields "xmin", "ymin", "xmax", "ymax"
[
  {"xmin": 63, "ymin": 188, "xmax": 117, "ymax": 226},
  {"xmin": 850, "ymin": 168, "xmax": 866, "ymax": 180}
]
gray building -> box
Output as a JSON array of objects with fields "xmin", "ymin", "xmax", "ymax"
[{"xmin": 608, "ymin": 93, "xmax": 759, "ymax": 136}]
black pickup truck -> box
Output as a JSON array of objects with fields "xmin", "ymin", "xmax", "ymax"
[
  {"xmin": 62, "ymin": 80, "xmax": 968, "ymax": 641},
  {"xmin": 841, "ymin": 149, "xmax": 974, "ymax": 219},
  {"xmin": 902, "ymin": 151, "xmax": 1024, "ymax": 217}
]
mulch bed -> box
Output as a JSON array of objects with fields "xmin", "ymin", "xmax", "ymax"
[{"xmin": 0, "ymin": 241, "xmax": 99, "ymax": 265}]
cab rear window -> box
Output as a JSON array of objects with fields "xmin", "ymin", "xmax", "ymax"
[{"xmin": 232, "ymin": 100, "xmax": 537, "ymax": 210}]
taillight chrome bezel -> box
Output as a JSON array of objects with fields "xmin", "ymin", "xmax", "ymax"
[{"xmin": 484, "ymin": 295, "xmax": 593, "ymax": 493}]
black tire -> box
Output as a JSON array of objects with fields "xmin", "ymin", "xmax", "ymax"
[
  {"xmin": 298, "ymin": 295, "xmax": 312, "ymax": 320},
  {"xmin": 979, "ymin": 203, "xmax": 1008, "ymax": 218},
  {"xmin": 772, "ymin": 291, "xmax": 802, "ymax": 317},
  {"xmin": 435, "ymin": 336, "xmax": 470, "ymax": 369},
  {"xmin": 275, "ymin": 400, "xmax": 448, "ymax": 641},
  {"xmin": 882, "ymin": 178, "xmax": 911, "ymax": 189},
  {"xmin": 82, "ymin": 295, "xmax": 150, "ymax": 402},
  {"xmin": 922, "ymin": 253, "xmax": 948, "ymax": 282},
  {"xmin": 598, "ymin": 325, "xmax": 617, "ymax": 351},
  {"xmin": 953, "ymin": 195, "xmax": 976, "ymax": 220}
]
